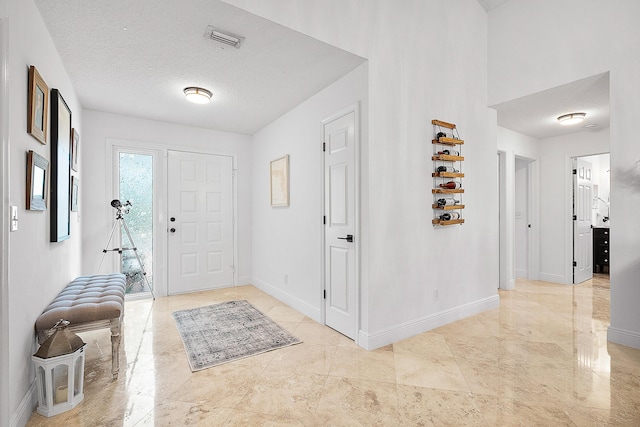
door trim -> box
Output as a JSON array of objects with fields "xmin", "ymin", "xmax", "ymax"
[
  {"xmin": 320, "ymin": 103, "xmax": 360, "ymax": 344},
  {"xmin": 497, "ymin": 150, "xmax": 513, "ymax": 289},
  {"xmin": 0, "ymin": 17, "xmax": 11, "ymax": 427}
]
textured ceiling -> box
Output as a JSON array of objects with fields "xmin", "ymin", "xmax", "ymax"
[
  {"xmin": 490, "ymin": 73, "xmax": 610, "ymax": 140},
  {"xmin": 476, "ymin": 0, "xmax": 512, "ymax": 12},
  {"xmin": 34, "ymin": 0, "xmax": 366, "ymax": 135}
]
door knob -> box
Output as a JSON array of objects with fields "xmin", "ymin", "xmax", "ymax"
[
  {"xmin": 337, "ymin": 234, "xmax": 354, "ymax": 242},
  {"xmin": 170, "ymin": 228, "xmax": 176, "ymax": 233}
]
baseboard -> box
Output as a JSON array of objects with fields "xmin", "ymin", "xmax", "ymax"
[
  {"xmin": 11, "ymin": 380, "xmax": 36, "ymax": 427},
  {"xmin": 237, "ymin": 276, "xmax": 252, "ymax": 286},
  {"xmin": 515, "ymin": 269, "xmax": 528, "ymax": 279},
  {"xmin": 539, "ymin": 272, "xmax": 566, "ymax": 285},
  {"xmin": 500, "ymin": 277, "xmax": 515, "ymax": 290},
  {"xmin": 358, "ymin": 294, "xmax": 500, "ymax": 350},
  {"xmin": 608, "ymin": 326, "xmax": 640, "ymax": 350},
  {"xmin": 252, "ymin": 278, "xmax": 321, "ymax": 323}
]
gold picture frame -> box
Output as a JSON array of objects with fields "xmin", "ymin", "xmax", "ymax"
[
  {"xmin": 26, "ymin": 150, "xmax": 49, "ymax": 211},
  {"xmin": 270, "ymin": 155, "xmax": 289, "ymax": 207},
  {"xmin": 27, "ymin": 66, "xmax": 49, "ymax": 144}
]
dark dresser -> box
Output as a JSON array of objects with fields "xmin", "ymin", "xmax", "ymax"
[{"xmin": 593, "ymin": 227, "xmax": 610, "ymax": 274}]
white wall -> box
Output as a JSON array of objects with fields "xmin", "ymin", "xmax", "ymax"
[
  {"xmin": 81, "ymin": 110, "xmax": 253, "ymax": 294},
  {"xmin": 250, "ymin": 63, "xmax": 368, "ymax": 321},
  {"xmin": 489, "ymin": 0, "xmax": 640, "ymax": 348},
  {"xmin": 2, "ymin": 0, "xmax": 83, "ymax": 424},
  {"xmin": 225, "ymin": 0, "xmax": 499, "ymax": 348}
]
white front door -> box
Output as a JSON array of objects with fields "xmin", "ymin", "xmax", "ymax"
[
  {"xmin": 573, "ymin": 158, "xmax": 593, "ymax": 284},
  {"xmin": 323, "ymin": 110, "xmax": 357, "ymax": 340},
  {"xmin": 167, "ymin": 151, "xmax": 234, "ymax": 294}
]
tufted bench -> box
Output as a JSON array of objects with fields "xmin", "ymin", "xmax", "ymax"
[{"xmin": 35, "ymin": 274, "xmax": 126, "ymax": 379}]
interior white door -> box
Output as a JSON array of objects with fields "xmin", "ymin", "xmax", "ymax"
[
  {"xmin": 573, "ymin": 158, "xmax": 593, "ymax": 284},
  {"xmin": 324, "ymin": 110, "xmax": 357, "ymax": 340},
  {"xmin": 168, "ymin": 151, "xmax": 234, "ymax": 294}
]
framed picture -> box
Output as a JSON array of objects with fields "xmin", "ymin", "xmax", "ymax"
[
  {"xmin": 50, "ymin": 89, "xmax": 71, "ymax": 242},
  {"xmin": 71, "ymin": 128, "xmax": 79, "ymax": 171},
  {"xmin": 270, "ymin": 154, "xmax": 289, "ymax": 207},
  {"xmin": 27, "ymin": 66, "xmax": 49, "ymax": 144},
  {"xmin": 71, "ymin": 176, "xmax": 79, "ymax": 212},
  {"xmin": 26, "ymin": 150, "xmax": 49, "ymax": 211}
]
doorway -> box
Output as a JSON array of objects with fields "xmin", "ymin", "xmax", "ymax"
[
  {"xmin": 497, "ymin": 150, "xmax": 539, "ymax": 289},
  {"xmin": 572, "ymin": 153, "xmax": 610, "ymax": 284},
  {"xmin": 515, "ymin": 157, "xmax": 532, "ymax": 279}
]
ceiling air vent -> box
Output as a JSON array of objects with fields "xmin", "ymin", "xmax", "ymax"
[{"xmin": 204, "ymin": 26, "xmax": 244, "ymax": 49}]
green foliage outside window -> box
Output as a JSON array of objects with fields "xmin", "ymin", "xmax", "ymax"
[{"xmin": 119, "ymin": 153, "xmax": 153, "ymax": 293}]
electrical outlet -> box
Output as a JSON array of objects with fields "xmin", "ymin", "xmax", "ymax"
[{"xmin": 284, "ymin": 274, "xmax": 288, "ymax": 284}]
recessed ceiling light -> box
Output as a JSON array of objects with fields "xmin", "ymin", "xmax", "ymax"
[
  {"xmin": 557, "ymin": 112, "xmax": 586, "ymax": 125},
  {"xmin": 184, "ymin": 87, "xmax": 212, "ymax": 104}
]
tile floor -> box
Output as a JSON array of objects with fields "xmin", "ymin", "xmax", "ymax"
[{"xmin": 27, "ymin": 274, "xmax": 640, "ymax": 426}]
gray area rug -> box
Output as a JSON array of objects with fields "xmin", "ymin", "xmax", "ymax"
[{"xmin": 173, "ymin": 300, "xmax": 302, "ymax": 371}]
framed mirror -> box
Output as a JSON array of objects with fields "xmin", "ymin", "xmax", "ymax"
[
  {"xmin": 50, "ymin": 89, "xmax": 71, "ymax": 242},
  {"xmin": 26, "ymin": 150, "xmax": 49, "ymax": 210}
]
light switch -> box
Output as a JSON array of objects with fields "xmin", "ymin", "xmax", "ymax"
[{"xmin": 10, "ymin": 205, "xmax": 18, "ymax": 231}]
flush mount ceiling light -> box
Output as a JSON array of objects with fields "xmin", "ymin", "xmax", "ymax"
[
  {"xmin": 184, "ymin": 87, "xmax": 212, "ymax": 104},
  {"xmin": 204, "ymin": 25, "xmax": 245, "ymax": 49},
  {"xmin": 557, "ymin": 112, "xmax": 586, "ymax": 125}
]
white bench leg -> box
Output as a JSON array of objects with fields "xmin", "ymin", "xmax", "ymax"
[{"xmin": 110, "ymin": 318, "xmax": 122, "ymax": 379}]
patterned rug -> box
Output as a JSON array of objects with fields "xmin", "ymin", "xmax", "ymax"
[{"xmin": 172, "ymin": 300, "xmax": 301, "ymax": 371}]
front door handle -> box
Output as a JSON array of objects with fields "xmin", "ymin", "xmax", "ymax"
[
  {"xmin": 337, "ymin": 234, "xmax": 354, "ymax": 243},
  {"xmin": 169, "ymin": 228, "xmax": 176, "ymax": 233}
]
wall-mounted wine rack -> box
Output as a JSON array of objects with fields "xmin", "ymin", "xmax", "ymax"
[{"xmin": 432, "ymin": 119, "xmax": 465, "ymax": 226}]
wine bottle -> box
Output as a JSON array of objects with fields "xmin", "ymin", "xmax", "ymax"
[
  {"xmin": 439, "ymin": 212, "xmax": 460, "ymax": 221},
  {"xmin": 436, "ymin": 198, "xmax": 460, "ymax": 206},
  {"xmin": 436, "ymin": 166, "xmax": 459, "ymax": 173},
  {"xmin": 439, "ymin": 181, "xmax": 462, "ymax": 189},
  {"xmin": 437, "ymin": 149, "xmax": 460, "ymax": 156}
]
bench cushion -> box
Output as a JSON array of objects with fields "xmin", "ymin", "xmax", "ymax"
[{"xmin": 35, "ymin": 274, "xmax": 126, "ymax": 331}]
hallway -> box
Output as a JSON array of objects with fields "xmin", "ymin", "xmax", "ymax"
[{"xmin": 27, "ymin": 274, "xmax": 640, "ymax": 426}]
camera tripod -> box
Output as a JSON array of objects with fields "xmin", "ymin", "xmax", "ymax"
[{"xmin": 98, "ymin": 200, "xmax": 155, "ymax": 299}]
